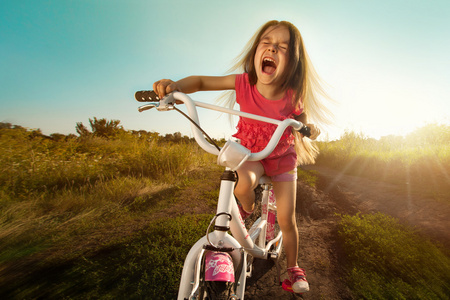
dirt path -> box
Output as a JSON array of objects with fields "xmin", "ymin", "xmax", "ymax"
[
  {"xmin": 243, "ymin": 165, "xmax": 449, "ymax": 299},
  {"xmin": 306, "ymin": 165, "xmax": 450, "ymax": 249}
]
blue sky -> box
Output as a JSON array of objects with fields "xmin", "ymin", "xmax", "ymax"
[{"xmin": 1, "ymin": 0, "xmax": 449, "ymax": 140}]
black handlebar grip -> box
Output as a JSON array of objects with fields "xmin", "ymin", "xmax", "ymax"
[
  {"xmin": 135, "ymin": 90, "xmax": 160, "ymax": 102},
  {"xmin": 299, "ymin": 125, "xmax": 311, "ymax": 138}
]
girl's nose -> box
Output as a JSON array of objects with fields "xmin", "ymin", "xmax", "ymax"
[{"xmin": 267, "ymin": 46, "xmax": 277, "ymax": 53}]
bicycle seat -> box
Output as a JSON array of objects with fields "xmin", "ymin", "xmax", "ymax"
[{"xmin": 259, "ymin": 175, "xmax": 272, "ymax": 185}]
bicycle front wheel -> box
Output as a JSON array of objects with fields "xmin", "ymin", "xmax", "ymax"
[{"xmin": 201, "ymin": 281, "xmax": 235, "ymax": 300}]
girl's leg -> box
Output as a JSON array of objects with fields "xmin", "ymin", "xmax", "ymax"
[
  {"xmin": 274, "ymin": 179, "xmax": 309, "ymax": 293},
  {"xmin": 234, "ymin": 161, "xmax": 265, "ymax": 212},
  {"xmin": 272, "ymin": 180, "xmax": 298, "ymax": 268}
]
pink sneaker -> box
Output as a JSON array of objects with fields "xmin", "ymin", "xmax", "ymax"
[
  {"xmin": 237, "ymin": 203, "xmax": 253, "ymax": 220},
  {"xmin": 286, "ymin": 266, "xmax": 309, "ymax": 293}
]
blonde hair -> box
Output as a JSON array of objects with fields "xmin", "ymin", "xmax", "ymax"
[{"xmin": 220, "ymin": 20, "xmax": 333, "ymax": 165}]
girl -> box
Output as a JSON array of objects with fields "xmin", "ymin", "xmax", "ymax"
[{"xmin": 153, "ymin": 20, "xmax": 332, "ymax": 294}]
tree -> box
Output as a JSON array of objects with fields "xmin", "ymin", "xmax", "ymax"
[
  {"xmin": 0, "ymin": 122, "xmax": 12, "ymax": 129},
  {"xmin": 76, "ymin": 122, "xmax": 91, "ymax": 137},
  {"xmin": 76, "ymin": 117, "xmax": 124, "ymax": 138}
]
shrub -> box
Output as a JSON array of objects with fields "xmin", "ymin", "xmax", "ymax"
[{"xmin": 317, "ymin": 124, "xmax": 450, "ymax": 200}]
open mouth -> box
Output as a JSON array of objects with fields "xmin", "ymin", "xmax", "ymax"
[{"xmin": 262, "ymin": 57, "xmax": 277, "ymax": 75}]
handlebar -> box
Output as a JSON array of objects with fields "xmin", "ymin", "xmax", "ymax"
[
  {"xmin": 135, "ymin": 90, "xmax": 160, "ymax": 102},
  {"xmin": 135, "ymin": 91, "xmax": 307, "ymax": 162}
]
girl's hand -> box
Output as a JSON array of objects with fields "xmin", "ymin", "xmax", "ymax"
[
  {"xmin": 305, "ymin": 124, "xmax": 321, "ymax": 140},
  {"xmin": 153, "ymin": 79, "xmax": 179, "ymax": 99}
]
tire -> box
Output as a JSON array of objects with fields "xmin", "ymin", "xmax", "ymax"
[{"xmin": 203, "ymin": 281, "xmax": 235, "ymax": 300}]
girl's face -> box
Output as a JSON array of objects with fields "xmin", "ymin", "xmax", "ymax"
[{"xmin": 254, "ymin": 25, "xmax": 290, "ymax": 88}]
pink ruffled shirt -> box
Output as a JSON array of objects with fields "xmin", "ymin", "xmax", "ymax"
[{"xmin": 233, "ymin": 73, "xmax": 303, "ymax": 176}]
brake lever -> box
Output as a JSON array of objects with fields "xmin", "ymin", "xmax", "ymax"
[
  {"xmin": 156, "ymin": 93, "xmax": 176, "ymax": 111},
  {"xmin": 138, "ymin": 94, "xmax": 176, "ymax": 112},
  {"xmin": 138, "ymin": 102, "xmax": 160, "ymax": 112}
]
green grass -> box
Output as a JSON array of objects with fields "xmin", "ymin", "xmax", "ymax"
[
  {"xmin": 297, "ymin": 167, "xmax": 319, "ymax": 187},
  {"xmin": 0, "ymin": 128, "xmax": 212, "ymax": 200},
  {"xmin": 1, "ymin": 121, "xmax": 449, "ymax": 299},
  {"xmin": 0, "ymin": 123, "xmax": 220, "ymax": 298},
  {"xmin": 338, "ymin": 213, "xmax": 450, "ymax": 299},
  {"xmin": 1, "ymin": 214, "xmax": 213, "ymax": 299}
]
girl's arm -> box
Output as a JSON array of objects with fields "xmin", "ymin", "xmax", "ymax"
[{"xmin": 153, "ymin": 75, "xmax": 236, "ymax": 99}]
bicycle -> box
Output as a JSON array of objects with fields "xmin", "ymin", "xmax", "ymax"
[{"xmin": 135, "ymin": 91, "xmax": 311, "ymax": 300}]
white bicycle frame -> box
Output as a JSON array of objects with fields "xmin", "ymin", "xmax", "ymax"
[{"xmin": 138, "ymin": 92, "xmax": 304, "ymax": 300}]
